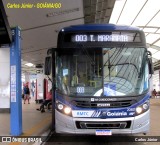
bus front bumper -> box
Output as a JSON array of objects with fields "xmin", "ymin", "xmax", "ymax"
[{"xmin": 55, "ymin": 110, "xmax": 150, "ymax": 135}]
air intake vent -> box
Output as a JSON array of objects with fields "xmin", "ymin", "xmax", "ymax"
[
  {"xmin": 72, "ymin": 100, "xmax": 134, "ymax": 108},
  {"xmin": 76, "ymin": 121, "xmax": 131, "ymax": 129}
]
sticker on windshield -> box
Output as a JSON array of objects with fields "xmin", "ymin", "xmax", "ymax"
[
  {"xmin": 104, "ymin": 84, "xmax": 116, "ymax": 96},
  {"xmin": 77, "ymin": 87, "xmax": 85, "ymax": 93}
]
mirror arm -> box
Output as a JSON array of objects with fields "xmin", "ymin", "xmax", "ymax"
[
  {"xmin": 47, "ymin": 48, "xmax": 57, "ymax": 55},
  {"xmin": 147, "ymin": 51, "xmax": 154, "ymax": 75}
]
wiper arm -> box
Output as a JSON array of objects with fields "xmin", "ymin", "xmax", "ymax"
[
  {"xmin": 108, "ymin": 51, "xmax": 111, "ymax": 81},
  {"xmin": 103, "ymin": 43, "xmax": 127, "ymax": 80},
  {"xmin": 104, "ymin": 63, "xmax": 139, "ymax": 80},
  {"xmin": 104, "ymin": 43, "xmax": 127, "ymax": 66}
]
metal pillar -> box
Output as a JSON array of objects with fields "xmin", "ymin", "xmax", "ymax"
[{"xmin": 10, "ymin": 27, "xmax": 22, "ymax": 135}]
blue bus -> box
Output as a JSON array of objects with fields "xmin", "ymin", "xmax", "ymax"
[{"xmin": 45, "ymin": 24, "xmax": 153, "ymax": 135}]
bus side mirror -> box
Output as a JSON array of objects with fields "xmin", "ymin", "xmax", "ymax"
[
  {"xmin": 44, "ymin": 56, "xmax": 52, "ymax": 75},
  {"xmin": 147, "ymin": 51, "xmax": 154, "ymax": 75}
]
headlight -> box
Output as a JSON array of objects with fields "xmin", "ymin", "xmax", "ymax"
[
  {"xmin": 143, "ymin": 103, "xmax": 149, "ymax": 110},
  {"xmin": 56, "ymin": 101, "xmax": 72, "ymax": 116},
  {"xmin": 136, "ymin": 106, "xmax": 143, "ymax": 114},
  {"xmin": 57, "ymin": 104, "xmax": 63, "ymax": 110},
  {"xmin": 135, "ymin": 100, "xmax": 149, "ymax": 115},
  {"xmin": 64, "ymin": 107, "xmax": 71, "ymax": 114}
]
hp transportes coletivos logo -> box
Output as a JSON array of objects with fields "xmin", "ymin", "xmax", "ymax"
[{"xmin": 91, "ymin": 98, "xmax": 117, "ymax": 102}]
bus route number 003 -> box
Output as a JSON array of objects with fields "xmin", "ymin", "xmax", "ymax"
[
  {"xmin": 75, "ymin": 35, "xmax": 87, "ymax": 42},
  {"xmin": 77, "ymin": 87, "xmax": 85, "ymax": 93}
]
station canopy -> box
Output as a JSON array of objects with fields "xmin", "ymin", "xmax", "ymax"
[{"xmin": 109, "ymin": 0, "xmax": 160, "ymax": 71}]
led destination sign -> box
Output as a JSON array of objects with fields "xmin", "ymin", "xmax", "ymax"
[
  {"xmin": 72, "ymin": 34, "xmax": 128, "ymax": 42},
  {"xmin": 64, "ymin": 32, "xmax": 141, "ymax": 43}
]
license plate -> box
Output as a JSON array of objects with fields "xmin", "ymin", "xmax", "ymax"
[{"xmin": 95, "ymin": 130, "xmax": 112, "ymax": 136}]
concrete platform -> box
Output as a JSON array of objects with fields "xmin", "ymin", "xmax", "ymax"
[{"xmin": 0, "ymin": 98, "xmax": 52, "ymax": 144}]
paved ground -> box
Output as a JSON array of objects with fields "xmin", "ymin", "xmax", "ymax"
[
  {"xmin": 45, "ymin": 98, "xmax": 160, "ymax": 145},
  {"xmin": 0, "ymin": 98, "xmax": 52, "ymax": 145}
]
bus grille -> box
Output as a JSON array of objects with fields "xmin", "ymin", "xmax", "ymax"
[
  {"xmin": 72, "ymin": 100, "xmax": 133, "ymax": 108},
  {"xmin": 76, "ymin": 121, "xmax": 131, "ymax": 129}
]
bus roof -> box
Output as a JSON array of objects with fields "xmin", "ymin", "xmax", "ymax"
[{"xmin": 61, "ymin": 24, "xmax": 141, "ymax": 32}]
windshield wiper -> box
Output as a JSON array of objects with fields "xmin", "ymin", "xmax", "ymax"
[{"xmin": 103, "ymin": 43, "xmax": 127, "ymax": 80}]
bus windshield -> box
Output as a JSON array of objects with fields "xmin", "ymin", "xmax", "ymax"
[{"xmin": 56, "ymin": 47, "xmax": 149, "ymax": 97}]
